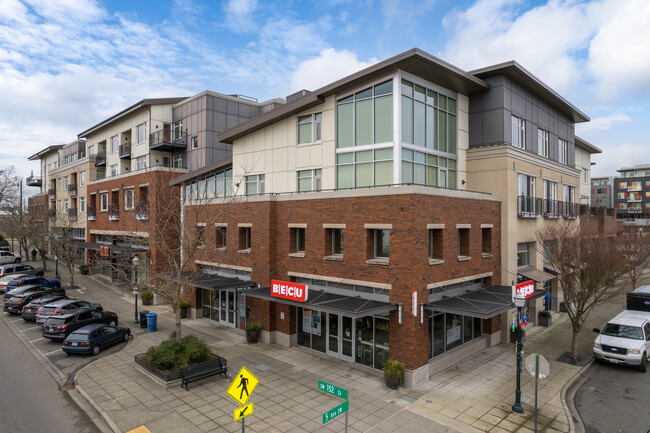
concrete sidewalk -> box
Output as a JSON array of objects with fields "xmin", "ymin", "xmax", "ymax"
[{"xmin": 43, "ymin": 260, "xmax": 631, "ymax": 433}]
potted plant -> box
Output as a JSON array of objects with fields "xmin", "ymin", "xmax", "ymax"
[
  {"xmin": 79, "ymin": 264, "xmax": 90, "ymax": 275},
  {"xmin": 141, "ymin": 291, "xmax": 154, "ymax": 306},
  {"xmin": 180, "ymin": 301, "xmax": 190, "ymax": 319},
  {"xmin": 383, "ymin": 360, "xmax": 404, "ymax": 390},
  {"xmin": 538, "ymin": 310, "xmax": 552, "ymax": 327},
  {"xmin": 245, "ymin": 322, "xmax": 262, "ymax": 344}
]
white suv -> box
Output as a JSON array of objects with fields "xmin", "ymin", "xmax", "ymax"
[
  {"xmin": 593, "ymin": 310, "xmax": 650, "ymax": 372},
  {"xmin": 0, "ymin": 251, "xmax": 21, "ymax": 264}
]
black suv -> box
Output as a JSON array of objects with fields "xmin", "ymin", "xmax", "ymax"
[
  {"xmin": 3, "ymin": 284, "xmax": 66, "ymax": 303},
  {"xmin": 42, "ymin": 310, "xmax": 119, "ymax": 340},
  {"xmin": 4, "ymin": 290, "xmax": 52, "ymax": 314}
]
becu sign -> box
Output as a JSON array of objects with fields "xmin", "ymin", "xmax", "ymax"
[{"xmin": 271, "ymin": 280, "xmax": 308, "ymax": 302}]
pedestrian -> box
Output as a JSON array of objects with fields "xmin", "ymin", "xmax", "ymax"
[{"xmin": 31, "ymin": 248, "xmax": 37, "ymax": 262}]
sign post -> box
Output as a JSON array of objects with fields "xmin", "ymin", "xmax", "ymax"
[
  {"xmin": 318, "ymin": 380, "xmax": 349, "ymax": 432},
  {"xmin": 525, "ymin": 353, "xmax": 550, "ymax": 433},
  {"xmin": 227, "ymin": 366, "xmax": 260, "ymax": 432}
]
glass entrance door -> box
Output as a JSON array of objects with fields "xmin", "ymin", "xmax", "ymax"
[
  {"xmin": 327, "ymin": 313, "xmax": 339, "ymax": 357},
  {"xmin": 326, "ymin": 314, "xmax": 354, "ymax": 362},
  {"xmin": 218, "ymin": 290, "xmax": 237, "ymax": 327}
]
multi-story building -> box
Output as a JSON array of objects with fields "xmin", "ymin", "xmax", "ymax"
[
  {"xmin": 466, "ymin": 61, "xmax": 595, "ymax": 317},
  {"xmin": 27, "ymin": 145, "xmax": 64, "ymax": 245},
  {"xmin": 575, "ymin": 137, "xmax": 602, "ymax": 205},
  {"xmin": 613, "ymin": 164, "xmax": 650, "ymax": 220},
  {"xmin": 591, "ymin": 176, "xmax": 615, "ymax": 209}
]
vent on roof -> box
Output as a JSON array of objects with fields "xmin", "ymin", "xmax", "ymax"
[{"xmin": 286, "ymin": 89, "xmax": 311, "ymax": 103}]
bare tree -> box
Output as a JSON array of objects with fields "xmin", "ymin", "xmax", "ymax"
[
  {"xmin": 622, "ymin": 227, "xmax": 650, "ymax": 290},
  {"xmin": 3, "ymin": 198, "xmax": 50, "ymax": 271},
  {"xmin": 538, "ymin": 218, "xmax": 650, "ymax": 360},
  {"xmin": 0, "ymin": 166, "xmax": 19, "ymax": 209},
  {"xmin": 49, "ymin": 211, "xmax": 83, "ymax": 288}
]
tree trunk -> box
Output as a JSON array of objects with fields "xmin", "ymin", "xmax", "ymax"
[
  {"xmin": 41, "ymin": 254, "xmax": 47, "ymax": 271},
  {"xmin": 69, "ymin": 266, "xmax": 75, "ymax": 289},
  {"xmin": 571, "ymin": 328, "xmax": 580, "ymax": 361}
]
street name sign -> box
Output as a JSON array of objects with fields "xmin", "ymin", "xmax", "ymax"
[
  {"xmin": 233, "ymin": 403, "xmax": 254, "ymax": 422},
  {"xmin": 227, "ymin": 366, "xmax": 259, "ymax": 405},
  {"xmin": 318, "ymin": 380, "xmax": 348, "ymax": 400},
  {"xmin": 322, "ymin": 400, "xmax": 349, "ymax": 424}
]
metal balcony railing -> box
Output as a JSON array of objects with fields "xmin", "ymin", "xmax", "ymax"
[
  {"xmin": 149, "ymin": 129, "xmax": 187, "ymax": 151},
  {"xmin": 108, "ymin": 204, "xmax": 119, "ymax": 221},
  {"xmin": 68, "ymin": 208, "xmax": 78, "ymax": 221},
  {"xmin": 542, "ymin": 199, "xmax": 562, "ymax": 218},
  {"xmin": 67, "ymin": 184, "xmax": 77, "ymax": 196},
  {"xmin": 87, "ymin": 205, "xmax": 96, "ymax": 221},
  {"xmin": 95, "ymin": 151, "xmax": 106, "ymax": 166},
  {"xmin": 562, "ymin": 202, "xmax": 581, "ymax": 219},
  {"xmin": 26, "ymin": 175, "xmax": 42, "ymax": 187},
  {"xmin": 517, "ymin": 195, "xmax": 542, "ymax": 218},
  {"xmin": 119, "ymin": 144, "xmax": 131, "ymax": 159},
  {"xmin": 135, "ymin": 201, "xmax": 149, "ymax": 220}
]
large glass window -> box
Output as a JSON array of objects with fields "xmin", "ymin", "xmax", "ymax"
[
  {"xmin": 298, "ymin": 115, "xmax": 312, "ymax": 144},
  {"xmin": 537, "ymin": 128, "xmax": 549, "ymax": 157},
  {"xmin": 512, "ymin": 115, "xmax": 525, "ymax": 148},
  {"xmin": 137, "ymin": 123, "xmax": 146, "ymax": 143},
  {"xmin": 558, "ymin": 139, "xmax": 567, "ymax": 164},
  {"xmin": 297, "ymin": 169, "xmax": 322, "ymax": 192},
  {"xmin": 429, "ymin": 312, "xmax": 482, "ymax": 359},
  {"xmin": 245, "ymin": 174, "xmax": 265, "ymax": 195},
  {"xmin": 336, "ymin": 80, "xmax": 393, "ymax": 148},
  {"xmin": 373, "ymin": 229, "xmax": 389, "ymax": 258},
  {"xmin": 401, "ymin": 79, "xmax": 456, "ymax": 155},
  {"xmin": 517, "ymin": 242, "xmax": 530, "ymax": 267},
  {"xmin": 337, "ymin": 148, "xmax": 393, "ymax": 189},
  {"xmin": 297, "ymin": 309, "xmax": 326, "ymax": 353}
]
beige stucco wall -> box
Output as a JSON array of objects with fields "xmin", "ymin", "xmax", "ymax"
[
  {"xmin": 50, "ymin": 158, "xmax": 97, "ymax": 231},
  {"xmin": 574, "ymin": 145, "xmax": 593, "ymax": 205}
]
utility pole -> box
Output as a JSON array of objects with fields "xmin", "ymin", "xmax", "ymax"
[{"xmin": 18, "ymin": 179, "xmax": 23, "ymax": 259}]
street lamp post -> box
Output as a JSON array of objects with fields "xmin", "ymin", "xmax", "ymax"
[
  {"xmin": 512, "ymin": 293, "xmax": 526, "ymax": 413},
  {"xmin": 132, "ymin": 256, "xmax": 139, "ymax": 324},
  {"xmin": 55, "ymin": 255, "xmax": 59, "ymax": 279}
]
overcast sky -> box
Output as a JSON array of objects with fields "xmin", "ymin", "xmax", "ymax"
[{"xmin": 2, "ymin": 0, "xmax": 649, "ymax": 189}]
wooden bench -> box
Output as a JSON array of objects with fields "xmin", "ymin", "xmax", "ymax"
[{"xmin": 180, "ymin": 355, "xmax": 228, "ymax": 390}]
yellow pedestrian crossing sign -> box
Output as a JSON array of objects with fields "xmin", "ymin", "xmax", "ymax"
[
  {"xmin": 233, "ymin": 402, "xmax": 254, "ymax": 421},
  {"xmin": 227, "ymin": 366, "xmax": 259, "ymax": 405}
]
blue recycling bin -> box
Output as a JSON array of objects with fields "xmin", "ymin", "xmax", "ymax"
[{"xmin": 146, "ymin": 311, "xmax": 158, "ymax": 332}]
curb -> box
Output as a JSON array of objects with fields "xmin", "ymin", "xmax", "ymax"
[{"xmin": 560, "ymin": 358, "xmax": 594, "ymax": 433}]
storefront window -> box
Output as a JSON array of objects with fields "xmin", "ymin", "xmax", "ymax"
[
  {"xmin": 429, "ymin": 311, "xmax": 483, "ymax": 359},
  {"xmin": 374, "ymin": 313, "xmax": 389, "ymax": 370},
  {"xmin": 297, "ymin": 309, "xmax": 325, "ymax": 353},
  {"xmin": 356, "ymin": 316, "xmax": 374, "ymax": 368}
]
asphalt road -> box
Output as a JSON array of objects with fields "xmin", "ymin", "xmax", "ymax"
[
  {"xmin": 575, "ymin": 360, "xmax": 650, "ymax": 433},
  {"xmin": 0, "ymin": 319, "xmax": 99, "ymax": 433}
]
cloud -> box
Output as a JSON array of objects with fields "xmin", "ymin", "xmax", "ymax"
[
  {"xmin": 576, "ymin": 113, "xmax": 632, "ymax": 134},
  {"xmin": 290, "ymin": 48, "xmax": 377, "ymax": 93},
  {"xmin": 224, "ymin": 0, "xmax": 258, "ymax": 33},
  {"xmin": 590, "ymin": 142, "xmax": 649, "ymax": 178}
]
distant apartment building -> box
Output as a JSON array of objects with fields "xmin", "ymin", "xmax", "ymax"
[
  {"xmin": 613, "ymin": 164, "xmax": 650, "ymax": 220},
  {"xmin": 591, "ymin": 176, "xmax": 615, "ymax": 209}
]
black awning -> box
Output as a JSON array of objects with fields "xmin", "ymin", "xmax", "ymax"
[
  {"xmin": 425, "ymin": 285, "xmax": 548, "ymax": 319},
  {"xmin": 517, "ymin": 266, "xmax": 555, "ymax": 283},
  {"xmin": 78, "ymin": 242, "xmax": 148, "ymax": 254},
  {"xmin": 193, "ymin": 273, "xmax": 255, "ymax": 291},
  {"xmin": 242, "ymin": 286, "xmax": 397, "ymax": 318}
]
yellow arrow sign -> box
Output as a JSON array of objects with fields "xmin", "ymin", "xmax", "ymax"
[
  {"xmin": 233, "ymin": 402, "xmax": 254, "ymax": 421},
  {"xmin": 227, "ymin": 366, "xmax": 259, "ymax": 405}
]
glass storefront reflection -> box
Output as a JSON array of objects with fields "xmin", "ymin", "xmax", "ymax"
[{"xmin": 429, "ymin": 311, "xmax": 482, "ymax": 359}]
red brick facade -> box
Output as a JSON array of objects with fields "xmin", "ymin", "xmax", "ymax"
[{"xmin": 186, "ymin": 188, "xmax": 501, "ymax": 371}]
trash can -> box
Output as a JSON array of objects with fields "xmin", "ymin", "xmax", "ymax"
[
  {"xmin": 146, "ymin": 311, "xmax": 158, "ymax": 332},
  {"xmin": 139, "ymin": 310, "xmax": 149, "ymax": 329}
]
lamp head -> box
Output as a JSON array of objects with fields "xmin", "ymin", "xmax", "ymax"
[
  {"xmin": 514, "ymin": 293, "xmax": 526, "ymax": 308},
  {"xmin": 132, "ymin": 256, "xmax": 140, "ymax": 266}
]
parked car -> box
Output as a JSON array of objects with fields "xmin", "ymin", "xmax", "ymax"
[
  {"xmin": 3, "ymin": 284, "xmax": 65, "ymax": 302},
  {"xmin": 0, "ymin": 274, "xmax": 27, "ymax": 293},
  {"xmin": 0, "ymin": 250, "xmax": 21, "ymax": 264},
  {"xmin": 21, "ymin": 294, "xmax": 67, "ymax": 321},
  {"xmin": 5, "ymin": 276, "xmax": 61, "ymax": 294},
  {"xmin": 42, "ymin": 310, "xmax": 118, "ymax": 340},
  {"xmin": 0, "ymin": 263, "xmax": 43, "ymax": 278},
  {"xmin": 62, "ymin": 324, "xmax": 130, "ymax": 355},
  {"xmin": 35, "ymin": 299, "xmax": 102, "ymax": 324},
  {"xmin": 4, "ymin": 290, "xmax": 52, "ymax": 314}
]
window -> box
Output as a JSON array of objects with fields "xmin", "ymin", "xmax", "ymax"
[
  {"xmin": 79, "ymin": 196, "xmax": 85, "ymax": 213},
  {"xmin": 110, "ymin": 135, "xmax": 118, "ymax": 153},
  {"xmin": 245, "ymin": 174, "xmax": 265, "ymax": 195},
  {"xmin": 315, "ymin": 113, "xmax": 322, "ymax": 141},
  {"xmin": 629, "ymin": 181, "xmax": 642, "ymax": 191},
  {"xmin": 297, "ymin": 113, "xmax": 322, "ymax": 144},
  {"xmin": 617, "ymin": 192, "xmax": 627, "ymax": 199},
  {"xmin": 457, "ymin": 228, "xmax": 469, "ymax": 258},
  {"xmin": 337, "ymin": 80, "xmax": 392, "ymax": 148},
  {"xmin": 482, "ymin": 227, "xmax": 492, "ymax": 256},
  {"xmin": 297, "ymin": 169, "xmax": 322, "ymax": 192},
  {"xmin": 290, "ymin": 228, "xmax": 306, "ymax": 254},
  {"xmin": 100, "ymin": 193, "xmax": 108, "ymax": 211},
  {"xmin": 537, "ymin": 128, "xmax": 549, "ymax": 157},
  {"xmin": 191, "ymin": 136, "xmax": 198, "ymax": 149},
  {"xmin": 79, "ymin": 171, "xmax": 86, "ymax": 186},
  {"xmin": 239, "ymin": 227, "xmax": 251, "ymax": 250},
  {"xmin": 518, "ymin": 173, "xmax": 535, "ymax": 197},
  {"xmin": 57, "ymin": 178, "xmax": 61, "ymax": 190},
  {"xmin": 328, "ymin": 228, "xmax": 343, "ymax": 256},
  {"xmin": 88, "ymin": 145, "xmax": 95, "ymax": 156},
  {"xmin": 136, "ymin": 156, "xmax": 146, "ymax": 170},
  {"xmin": 429, "ymin": 229, "xmax": 443, "ymax": 261},
  {"xmin": 64, "ymin": 199, "xmax": 69, "ymax": 212},
  {"xmin": 57, "ymin": 200, "xmax": 61, "ymax": 212},
  {"xmin": 517, "ymin": 243, "xmax": 530, "ymax": 267},
  {"xmin": 511, "ymin": 115, "xmax": 525, "ymax": 148},
  {"xmin": 110, "ymin": 164, "xmax": 118, "ymax": 177},
  {"xmin": 372, "ymin": 229, "xmax": 389, "ymax": 259},
  {"xmin": 216, "ymin": 226, "xmax": 227, "ymax": 249},
  {"xmin": 196, "ymin": 225, "xmax": 206, "ymax": 248},
  {"xmin": 124, "ymin": 189, "xmax": 134, "ymax": 210},
  {"xmin": 564, "ymin": 184, "xmax": 575, "ymax": 202},
  {"xmin": 401, "ymin": 79, "xmax": 457, "ymax": 154},
  {"xmin": 337, "ymin": 148, "xmax": 393, "ymax": 189},
  {"xmin": 64, "ymin": 176, "xmax": 69, "ymax": 189},
  {"xmin": 618, "ymin": 203, "xmax": 628, "ymax": 210},
  {"xmin": 558, "ymin": 139, "xmax": 568, "ymax": 164},
  {"xmin": 402, "ymin": 150, "xmax": 456, "ymax": 188},
  {"xmin": 629, "ymin": 191, "xmax": 642, "ymax": 201},
  {"xmin": 618, "ymin": 182, "xmax": 628, "ymax": 189},
  {"xmin": 137, "ymin": 123, "xmax": 146, "ymax": 143},
  {"xmin": 173, "ymin": 154, "xmax": 183, "ymax": 168}
]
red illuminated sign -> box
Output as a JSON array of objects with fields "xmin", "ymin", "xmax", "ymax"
[
  {"xmin": 271, "ymin": 280, "xmax": 308, "ymax": 302},
  {"xmin": 515, "ymin": 280, "xmax": 535, "ymax": 299}
]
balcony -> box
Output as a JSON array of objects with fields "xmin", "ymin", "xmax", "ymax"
[
  {"xmin": 543, "ymin": 199, "xmax": 562, "ymax": 218},
  {"xmin": 26, "ymin": 175, "xmax": 42, "ymax": 187},
  {"xmin": 562, "ymin": 202, "xmax": 581, "ymax": 219},
  {"xmin": 149, "ymin": 129, "xmax": 187, "ymax": 152},
  {"xmin": 95, "ymin": 151, "xmax": 106, "ymax": 166},
  {"xmin": 48, "ymin": 188, "xmax": 56, "ymax": 199},
  {"xmin": 119, "ymin": 144, "xmax": 131, "ymax": 159},
  {"xmin": 87, "ymin": 205, "xmax": 96, "ymax": 221},
  {"xmin": 67, "ymin": 184, "xmax": 77, "ymax": 196},
  {"xmin": 108, "ymin": 204, "xmax": 119, "ymax": 221},
  {"xmin": 136, "ymin": 201, "xmax": 149, "ymax": 220},
  {"xmin": 68, "ymin": 208, "xmax": 78, "ymax": 222},
  {"xmin": 517, "ymin": 195, "xmax": 542, "ymax": 218}
]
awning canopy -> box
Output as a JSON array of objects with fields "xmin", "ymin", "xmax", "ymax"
[
  {"xmin": 193, "ymin": 273, "xmax": 255, "ymax": 291},
  {"xmin": 242, "ymin": 286, "xmax": 398, "ymax": 318},
  {"xmin": 77, "ymin": 242, "xmax": 148, "ymax": 254},
  {"xmin": 517, "ymin": 266, "xmax": 556, "ymax": 283},
  {"xmin": 425, "ymin": 285, "xmax": 548, "ymax": 319}
]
